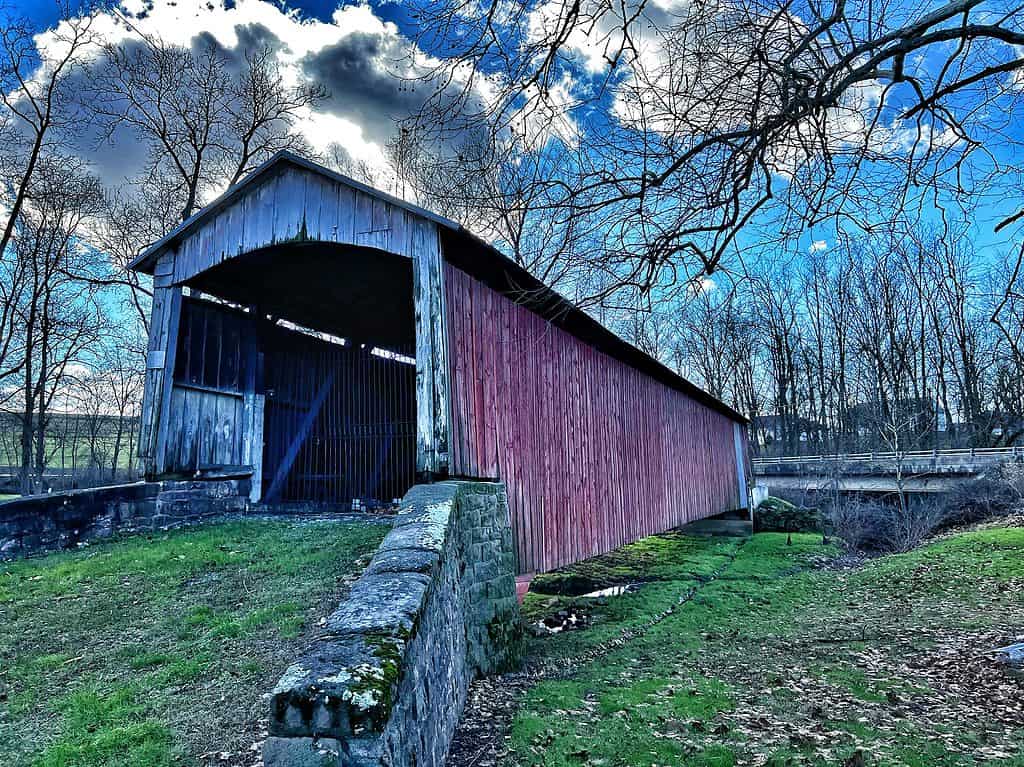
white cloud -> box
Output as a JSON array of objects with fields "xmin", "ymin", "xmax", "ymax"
[
  {"xmin": 528, "ymin": 0, "xmax": 687, "ymax": 76},
  {"xmin": 299, "ymin": 108, "xmax": 385, "ymax": 159},
  {"xmin": 511, "ymin": 74, "xmax": 582, "ymax": 150},
  {"xmin": 808, "ymin": 239, "xmax": 828, "ymax": 253},
  {"xmin": 29, "ymin": 0, "xmax": 449, "ymax": 181}
]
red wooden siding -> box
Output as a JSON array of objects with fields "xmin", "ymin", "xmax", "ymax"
[{"xmin": 444, "ymin": 264, "xmax": 746, "ymax": 574}]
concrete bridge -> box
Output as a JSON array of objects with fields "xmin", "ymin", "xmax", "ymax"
[{"xmin": 752, "ymin": 447, "xmax": 1024, "ymax": 495}]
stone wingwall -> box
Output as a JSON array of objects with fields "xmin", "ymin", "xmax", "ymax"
[
  {"xmin": 0, "ymin": 479, "xmax": 250, "ymax": 559},
  {"xmin": 265, "ymin": 480, "xmax": 521, "ymax": 767}
]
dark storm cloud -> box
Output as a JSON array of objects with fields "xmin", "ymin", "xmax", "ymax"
[
  {"xmin": 302, "ymin": 32, "xmax": 425, "ymax": 140},
  {"xmin": 233, "ymin": 22, "xmax": 289, "ymax": 55},
  {"xmin": 75, "ymin": 121, "xmax": 151, "ymax": 186},
  {"xmin": 191, "ymin": 22, "xmax": 288, "ymax": 70},
  {"xmin": 31, "ymin": 43, "xmax": 154, "ymax": 187},
  {"xmin": 35, "ymin": 6, "xmax": 470, "ymax": 189},
  {"xmin": 65, "ymin": 23, "xmax": 286, "ymax": 188}
]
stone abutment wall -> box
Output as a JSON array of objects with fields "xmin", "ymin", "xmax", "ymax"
[
  {"xmin": 265, "ymin": 480, "xmax": 521, "ymax": 767},
  {"xmin": 0, "ymin": 479, "xmax": 249, "ymax": 559}
]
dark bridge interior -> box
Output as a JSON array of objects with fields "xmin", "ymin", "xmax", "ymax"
[
  {"xmin": 184, "ymin": 242, "xmax": 415, "ymax": 349},
  {"xmin": 172, "ymin": 242, "xmax": 417, "ymax": 507}
]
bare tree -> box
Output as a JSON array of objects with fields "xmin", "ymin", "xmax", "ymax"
[
  {"xmin": 88, "ymin": 35, "xmax": 325, "ymax": 222},
  {"xmin": 12, "ymin": 155, "xmax": 104, "ymax": 493},
  {"xmin": 672, "ymin": 281, "xmax": 757, "ymax": 404},
  {"xmin": 407, "ymin": 0, "xmax": 1024, "ymax": 300},
  {"xmin": 72, "ymin": 332, "xmax": 143, "ymax": 482},
  {"xmin": 0, "ymin": 1, "xmax": 95, "ymax": 257},
  {"xmin": 989, "ymin": 243, "xmax": 1024, "ymax": 442},
  {"xmin": 756, "ymin": 261, "xmax": 805, "ymax": 454},
  {"xmin": 0, "ymin": 2, "xmax": 95, "ymax": 397}
]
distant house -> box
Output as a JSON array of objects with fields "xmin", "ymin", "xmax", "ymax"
[
  {"xmin": 752, "ymin": 414, "xmax": 824, "ymax": 451},
  {"xmin": 131, "ymin": 152, "xmax": 751, "ymax": 574}
]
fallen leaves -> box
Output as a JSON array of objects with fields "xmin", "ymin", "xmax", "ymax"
[{"xmin": 453, "ymin": 528, "xmax": 1024, "ymax": 767}]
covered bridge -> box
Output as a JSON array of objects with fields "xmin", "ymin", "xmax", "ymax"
[{"xmin": 131, "ymin": 152, "xmax": 750, "ymax": 574}]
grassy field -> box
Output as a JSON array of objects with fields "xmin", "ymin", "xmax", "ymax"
[
  {"xmin": 0, "ymin": 413, "xmax": 140, "ymax": 473},
  {"xmin": 0, "ymin": 519, "xmax": 387, "ymax": 767},
  {"xmin": 511, "ymin": 526, "xmax": 1024, "ymax": 767}
]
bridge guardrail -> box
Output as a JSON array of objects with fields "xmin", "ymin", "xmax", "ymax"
[{"xmin": 751, "ymin": 446, "xmax": 1024, "ymax": 467}]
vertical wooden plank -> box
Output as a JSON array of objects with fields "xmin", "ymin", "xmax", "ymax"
[
  {"xmin": 470, "ymin": 278, "xmax": 485, "ymax": 478},
  {"xmin": 444, "ymin": 272, "xmax": 461, "ymax": 473},
  {"xmin": 354, "ymin": 190, "xmax": 373, "ymax": 234},
  {"xmin": 272, "ymin": 167, "xmax": 305, "ymax": 243},
  {"xmin": 212, "ymin": 207, "xmax": 227, "ymax": 267},
  {"xmin": 525, "ymin": 309, "xmax": 540, "ymax": 572},
  {"xmin": 483, "ymin": 284, "xmax": 498, "ymax": 477},
  {"xmin": 543, "ymin": 324, "xmax": 555, "ymax": 570},
  {"xmin": 242, "ymin": 311, "xmax": 265, "ymax": 502},
  {"xmin": 304, "ymin": 173, "xmax": 326, "ymax": 241},
  {"xmin": 431, "ymin": 229, "xmax": 452, "ymax": 476},
  {"xmin": 457, "ymin": 277, "xmax": 470, "ymax": 475},
  {"xmin": 453, "ymin": 270, "xmax": 467, "ymax": 473},
  {"xmin": 500, "ymin": 294, "xmax": 520, "ymax": 569},
  {"xmin": 413, "ymin": 221, "xmax": 450, "ymax": 478},
  {"xmin": 562, "ymin": 337, "xmax": 575, "ymax": 565},
  {"xmin": 335, "ymin": 184, "xmax": 356, "ymax": 244},
  {"xmin": 394, "ymin": 209, "xmax": 410, "ymax": 257},
  {"xmin": 222, "ymin": 198, "xmax": 243, "ymax": 264},
  {"xmin": 254, "ymin": 173, "xmax": 278, "ymax": 250},
  {"xmin": 558, "ymin": 336, "xmax": 571, "ymax": 565},
  {"xmin": 372, "ymin": 198, "xmax": 390, "ymax": 232},
  {"xmin": 503, "ymin": 291, "xmax": 523, "ymax": 568},
  {"xmin": 139, "ymin": 250, "xmax": 184, "ymax": 478},
  {"xmin": 457, "ymin": 271, "xmax": 471, "ymax": 475},
  {"xmin": 504, "ymin": 292, "xmax": 523, "ymax": 572}
]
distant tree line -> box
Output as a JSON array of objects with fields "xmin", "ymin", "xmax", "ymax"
[
  {"xmin": 617, "ymin": 227, "xmax": 1024, "ymax": 456},
  {"xmin": 0, "ymin": 410, "xmax": 138, "ymax": 491},
  {"xmin": 0, "ymin": 2, "xmax": 321, "ymax": 494}
]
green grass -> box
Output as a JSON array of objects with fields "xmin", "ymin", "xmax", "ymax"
[
  {"xmin": 0, "ymin": 494, "xmax": 18, "ymax": 502},
  {"xmin": 510, "ymin": 527, "xmax": 1024, "ymax": 767},
  {"xmin": 0, "ymin": 519, "xmax": 387, "ymax": 767},
  {"xmin": 0, "ymin": 414, "xmax": 139, "ymax": 472}
]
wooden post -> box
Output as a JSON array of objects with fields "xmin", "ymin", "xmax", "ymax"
[
  {"xmin": 733, "ymin": 422, "xmax": 749, "ymax": 511},
  {"xmin": 138, "ymin": 251, "xmax": 183, "ymax": 478},
  {"xmin": 241, "ymin": 308, "xmax": 265, "ymax": 502},
  {"xmin": 412, "ymin": 221, "xmax": 451, "ymax": 479}
]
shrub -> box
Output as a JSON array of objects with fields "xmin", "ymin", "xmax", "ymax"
[
  {"xmin": 824, "ymin": 495, "xmax": 952, "ymax": 553},
  {"xmin": 880, "ymin": 497, "xmax": 950, "ymax": 553},
  {"xmin": 755, "ymin": 496, "xmax": 822, "ymax": 533},
  {"xmin": 823, "ymin": 496, "xmax": 884, "ymax": 551},
  {"xmin": 820, "ymin": 460, "xmax": 1024, "ymax": 554},
  {"xmin": 943, "ymin": 463, "xmax": 1024, "ymax": 525}
]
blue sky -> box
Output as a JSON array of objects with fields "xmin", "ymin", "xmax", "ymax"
[
  {"xmin": 12, "ymin": 0, "xmax": 1023, "ymax": 276},
  {"xmin": 17, "ymin": 0, "xmax": 370, "ymax": 24}
]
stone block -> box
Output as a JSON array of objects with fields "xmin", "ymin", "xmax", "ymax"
[
  {"xmin": 263, "ymin": 736, "xmax": 344, "ymax": 767},
  {"xmin": 268, "ymin": 636, "xmax": 399, "ymax": 739},
  {"xmin": 365, "ymin": 546, "xmax": 437, "ymax": 576},
  {"xmin": 325, "ymin": 572, "xmax": 430, "ymax": 638},
  {"xmin": 266, "ymin": 480, "xmax": 520, "ymax": 767}
]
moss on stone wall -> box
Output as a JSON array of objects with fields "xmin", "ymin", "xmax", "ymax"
[{"xmin": 265, "ymin": 481, "xmax": 521, "ymax": 767}]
